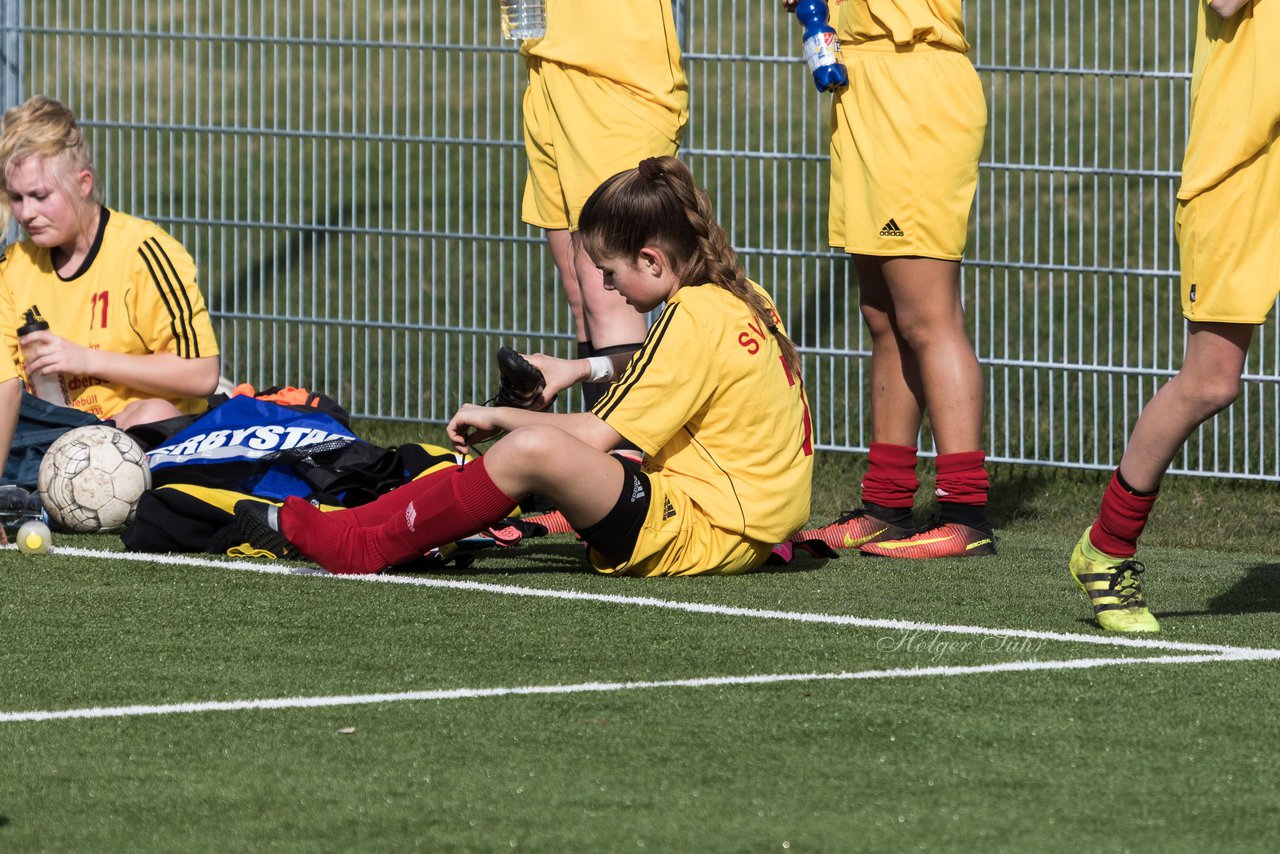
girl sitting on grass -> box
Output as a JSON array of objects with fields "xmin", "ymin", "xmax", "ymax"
[
  {"xmin": 236, "ymin": 156, "xmax": 814, "ymax": 577},
  {"xmin": 0, "ymin": 95, "xmax": 220, "ymax": 429}
]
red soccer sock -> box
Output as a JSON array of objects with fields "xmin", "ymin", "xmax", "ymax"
[
  {"xmin": 935, "ymin": 451, "xmax": 991, "ymax": 529},
  {"xmin": 1088, "ymin": 469, "xmax": 1158, "ymax": 558},
  {"xmin": 860, "ymin": 442, "xmax": 919, "ymax": 509},
  {"xmin": 935, "ymin": 451, "xmax": 990, "ymax": 506},
  {"xmin": 344, "ymin": 464, "xmax": 459, "ymax": 527},
  {"xmin": 280, "ymin": 457, "xmax": 519, "ymax": 574}
]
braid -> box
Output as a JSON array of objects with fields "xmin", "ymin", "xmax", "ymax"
[
  {"xmin": 663, "ymin": 162, "xmax": 803, "ymax": 379},
  {"xmin": 578, "ymin": 156, "xmax": 803, "ymax": 378}
]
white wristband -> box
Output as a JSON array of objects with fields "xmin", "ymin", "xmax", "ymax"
[{"xmin": 586, "ymin": 356, "xmax": 613, "ymax": 382}]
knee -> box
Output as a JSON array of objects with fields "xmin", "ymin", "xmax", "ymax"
[
  {"xmin": 892, "ymin": 307, "xmax": 968, "ymax": 355},
  {"xmin": 489, "ymin": 424, "xmax": 560, "ymax": 469},
  {"xmin": 1182, "ymin": 374, "xmax": 1241, "ymax": 417},
  {"xmin": 112, "ymin": 398, "xmax": 181, "ymax": 431},
  {"xmin": 890, "ymin": 315, "xmax": 938, "ymax": 353},
  {"xmin": 484, "ymin": 424, "xmax": 568, "ymax": 495},
  {"xmin": 858, "ymin": 302, "xmax": 894, "ymax": 339}
]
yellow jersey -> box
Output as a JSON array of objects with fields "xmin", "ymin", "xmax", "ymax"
[
  {"xmin": 0, "ymin": 208, "xmax": 220, "ymax": 419},
  {"xmin": 521, "ymin": 0, "xmax": 688, "ymax": 124},
  {"xmin": 835, "ymin": 0, "xmax": 969, "ymax": 52},
  {"xmin": 1180, "ymin": 1, "xmax": 1279, "ymax": 200},
  {"xmin": 593, "ymin": 282, "xmax": 814, "ymax": 545}
]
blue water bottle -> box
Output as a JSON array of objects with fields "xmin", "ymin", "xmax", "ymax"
[{"xmin": 794, "ymin": 1, "xmax": 848, "ymax": 93}]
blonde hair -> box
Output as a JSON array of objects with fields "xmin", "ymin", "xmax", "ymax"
[
  {"xmin": 0, "ymin": 95, "xmax": 102, "ymax": 236},
  {"xmin": 577, "ymin": 156, "xmax": 802, "ymax": 377}
]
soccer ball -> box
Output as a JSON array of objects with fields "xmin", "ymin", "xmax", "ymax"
[{"xmin": 37, "ymin": 424, "xmax": 152, "ymax": 533}]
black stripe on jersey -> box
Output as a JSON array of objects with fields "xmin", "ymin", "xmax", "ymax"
[
  {"xmin": 138, "ymin": 238, "xmax": 199, "ymax": 358},
  {"xmin": 593, "ymin": 302, "xmax": 681, "ymax": 421},
  {"xmin": 146, "ymin": 238, "xmax": 200, "ymax": 357}
]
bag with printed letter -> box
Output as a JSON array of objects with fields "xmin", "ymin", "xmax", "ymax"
[{"xmin": 143, "ymin": 394, "xmax": 362, "ymax": 501}]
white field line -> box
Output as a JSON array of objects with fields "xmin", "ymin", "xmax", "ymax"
[
  {"xmin": 20, "ymin": 545, "xmax": 1280, "ymax": 659},
  {"xmin": 4, "ymin": 651, "xmax": 1276, "ymax": 724}
]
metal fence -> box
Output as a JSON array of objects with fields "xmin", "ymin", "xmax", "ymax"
[{"xmin": 2, "ymin": 1, "xmax": 1276, "ymax": 479}]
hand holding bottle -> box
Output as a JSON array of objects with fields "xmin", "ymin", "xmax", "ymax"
[
  {"xmin": 20, "ymin": 328, "xmax": 93, "ymax": 376},
  {"xmin": 16, "ymin": 307, "xmax": 70, "ymax": 405},
  {"xmin": 790, "ymin": 0, "xmax": 849, "ymax": 93}
]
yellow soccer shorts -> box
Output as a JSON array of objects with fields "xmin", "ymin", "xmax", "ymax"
[
  {"xmin": 1177, "ymin": 138, "xmax": 1280, "ymax": 324},
  {"xmin": 829, "ymin": 44, "xmax": 986, "ymax": 259},
  {"xmin": 522, "ymin": 58, "xmax": 684, "ymax": 231},
  {"xmin": 588, "ymin": 473, "xmax": 773, "ymax": 578}
]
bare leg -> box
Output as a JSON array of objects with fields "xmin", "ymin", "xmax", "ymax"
[
  {"xmin": 1117, "ymin": 321, "xmax": 1253, "ymax": 493},
  {"xmin": 1071, "ymin": 323, "xmax": 1249, "ymax": 632},
  {"xmin": 478, "ymin": 425, "xmax": 625, "ymax": 529},
  {"xmin": 112, "ymin": 398, "xmax": 181, "ymax": 431},
  {"xmin": 548, "ymin": 228, "xmax": 647, "ymax": 348},
  {"xmin": 550, "ymin": 229, "xmax": 647, "ymax": 419},
  {"xmin": 546, "ymin": 230, "xmax": 589, "ymax": 345},
  {"xmin": 875, "ymin": 256, "xmax": 983, "ymax": 454},
  {"xmin": 854, "ymin": 256, "xmax": 924, "ymax": 446}
]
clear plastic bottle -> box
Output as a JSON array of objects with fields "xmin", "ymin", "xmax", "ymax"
[
  {"xmin": 794, "ymin": 1, "xmax": 848, "ymax": 93},
  {"xmin": 17, "ymin": 306, "xmax": 68, "ymax": 405},
  {"xmin": 500, "ymin": 0, "xmax": 546, "ymax": 40}
]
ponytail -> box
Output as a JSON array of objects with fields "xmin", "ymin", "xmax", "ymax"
[{"xmin": 578, "ymin": 156, "xmax": 802, "ymax": 378}]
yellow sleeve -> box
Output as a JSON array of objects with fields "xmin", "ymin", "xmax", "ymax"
[
  {"xmin": 1179, "ymin": 0, "xmax": 1280, "ymax": 199},
  {"xmin": 591, "ymin": 300, "xmax": 714, "ymax": 456},
  {"xmin": 128, "ymin": 228, "xmax": 220, "ymax": 360}
]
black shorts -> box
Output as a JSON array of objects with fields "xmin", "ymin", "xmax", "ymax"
[{"xmin": 576, "ymin": 455, "xmax": 650, "ymax": 566}]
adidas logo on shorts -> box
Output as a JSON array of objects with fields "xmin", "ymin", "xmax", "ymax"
[{"xmin": 879, "ymin": 218, "xmax": 904, "ymax": 238}]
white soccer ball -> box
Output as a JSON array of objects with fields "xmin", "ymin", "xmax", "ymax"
[{"xmin": 37, "ymin": 424, "xmax": 152, "ymax": 533}]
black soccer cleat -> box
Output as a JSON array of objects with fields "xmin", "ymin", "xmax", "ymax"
[
  {"xmin": 489, "ymin": 346, "xmax": 549, "ymax": 410},
  {"xmin": 234, "ymin": 500, "xmax": 298, "ymax": 559}
]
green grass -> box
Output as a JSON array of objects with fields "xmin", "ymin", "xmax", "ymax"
[{"xmin": 3, "ymin": 446, "xmax": 1280, "ymax": 850}]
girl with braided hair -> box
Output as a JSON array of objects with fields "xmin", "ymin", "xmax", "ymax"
[{"xmin": 236, "ymin": 156, "xmax": 815, "ymax": 577}]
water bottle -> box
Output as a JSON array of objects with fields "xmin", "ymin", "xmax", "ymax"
[
  {"xmin": 17, "ymin": 306, "xmax": 68, "ymax": 405},
  {"xmin": 500, "ymin": 0, "xmax": 546, "ymax": 40},
  {"xmin": 794, "ymin": 1, "xmax": 848, "ymax": 93}
]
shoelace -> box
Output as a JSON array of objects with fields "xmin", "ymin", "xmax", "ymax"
[
  {"xmin": 834, "ymin": 508, "xmax": 874, "ymax": 524},
  {"xmin": 1110, "ymin": 560, "xmax": 1148, "ymax": 605}
]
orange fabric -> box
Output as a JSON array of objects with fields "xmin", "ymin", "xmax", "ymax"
[{"xmin": 229, "ymin": 384, "xmax": 317, "ymax": 407}]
